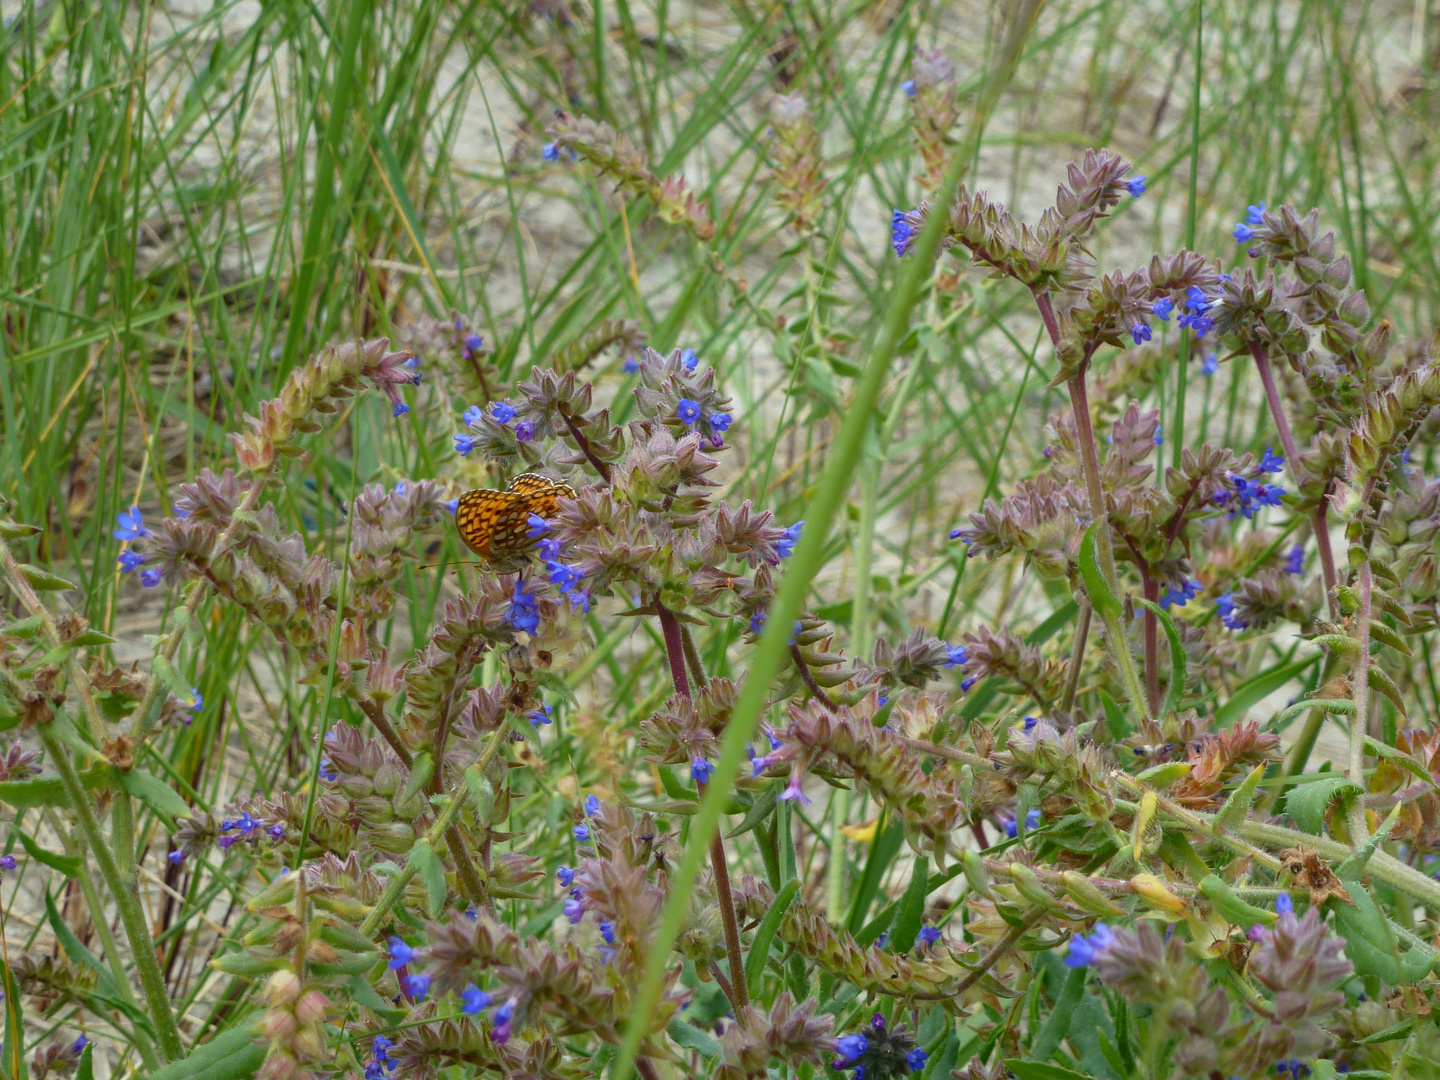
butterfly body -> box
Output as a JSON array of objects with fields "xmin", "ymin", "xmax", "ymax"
[{"xmin": 455, "ymin": 473, "xmax": 576, "ymax": 570}]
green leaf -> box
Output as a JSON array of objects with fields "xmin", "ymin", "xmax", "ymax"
[
  {"xmin": 150, "ymin": 655, "xmax": 196, "ymax": 706},
  {"xmin": 0, "ymin": 775, "xmax": 71, "ymax": 809},
  {"xmin": 744, "ymin": 878, "xmax": 798, "ymax": 995},
  {"xmin": 147, "ymin": 1020, "xmax": 264, "ymax": 1080},
  {"xmin": 1367, "ymin": 666, "xmax": 1407, "ymax": 718},
  {"xmin": 889, "ymin": 854, "xmax": 929, "ymax": 953},
  {"xmin": 1285, "ymin": 774, "xmax": 1364, "ymax": 835},
  {"xmin": 1005, "ymin": 1060, "xmax": 1095, "ymax": 1080},
  {"xmin": 1135, "ymin": 599, "xmax": 1186, "ymax": 718},
  {"xmin": 75, "ymin": 1042, "xmax": 93, "ymax": 1080},
  {"xmin": 409, "ymin": 838, "xmax": 447, "ymax": 917},
  {"xmin": 846, "ymin": 818, "xmax": 904, "ymax": 933},
  {"xmin": 1098, "ymin": 689, "xmax": 1130, "ymax": 742},
  {"xmin": 1364, "ymin": 736, "xmax": 1437, "ymax": 788},
  {"xmin": 1213, "ymin": 763, "xmax": 1266, "ymax": 832},
  {"xmin": 346, "ymin": 975, "xmax": 395, "ymax": 1015},
  {"xmin": 1029, "ymin": 967, "xmax": 1086, "ymax": 1061},
  {"xmin": 401, "ymin": 751, "xmax": 434, "ymax": 805},
  {"xmin": 69, "ymin": 628, "xmax": 117, "ymax": 647},
  {"xmin": 2, "ymin": 614, "xmax": 45, "ymax": 639},
  {"xmin": 17, "ymin": 829, "xmax": 80, "ymax": 876},
  {"xmin": 115, "ymin": 768, "xmax": 191, "ymax": 821},
  {"xmin": 1328, "ymin": 880, "xmax": 1437, "ymax": 984},
  {"xmin": 44, "ymin": 890, "xmax": 117, "ymax": 996},
  {"xmin": 1079, "ymin": 523, "xmax": 1120, "ymax": 619},
  {"xmin": 2, "ymin": 952, "xmax": 26, "ymax": 1080},
  {"xmin": 1276, "ymin": 698, "xmax": 1354, "ymax": 725},
  {"xmin": 18, "ymin": 563, "xmax": 75, "ymax": 590},
  {"xmin": 727, "ymin": 780, "xmax": 779, "ymax": 839},
  {"xmin": 666, "ymin": 1018, "xmax": 720, "ymax": 1060},
  {"xmin": 1215, "ymin": 655, "xmax": 1319, "ymax": 727}
]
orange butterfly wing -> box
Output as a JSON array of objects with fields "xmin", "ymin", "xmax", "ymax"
[{"xmin": 455, "ymin": 474, "xmax": 576, "ymax": 565}]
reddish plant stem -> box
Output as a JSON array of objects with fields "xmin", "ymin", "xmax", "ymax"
[
  {"xmin": 1249, "ymin": 342, "xmax": 1337, "ymax": 607},
  {"xmin": 790, "ymin": 643, "xmax": 839, "ymax": 711},
  {"xmin": 655, "ymin": 601, "xmax": 748, "ymax": 1010},
  {"xmin": 562, "ymin": 411, "xmax": 613, "ymax": 483},
  {"xmin": 1060, "ymin": 600, "xmax": 1091, "ymax": 714}
]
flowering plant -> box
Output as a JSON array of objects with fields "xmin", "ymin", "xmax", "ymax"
[{"xmin": 7, "ymin": 28, "xmax": 1440, "ymax": 1080}]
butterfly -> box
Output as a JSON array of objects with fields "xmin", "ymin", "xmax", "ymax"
[{"xmin": 454, "ymin": 473, "xmax": 576, "ymax": 571}]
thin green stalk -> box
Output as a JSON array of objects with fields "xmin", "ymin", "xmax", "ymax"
[
  {"xmin": 36, "ymin": 725, "xmax": 185, "ymax": 1060},
  {"xmin": 609, "ymin": 5, "xmax": 1045, "ymax": 1076},
  {"xmin": 1171, "ymin": 0, "xmax": 1203, "ymax": 472}
]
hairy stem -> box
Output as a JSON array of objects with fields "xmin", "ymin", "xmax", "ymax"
[
  {"xmin": 37, "ymin": 726, "xmax": 185, "ymax": 1060},
  {"xmin": 1142, "ymin": 574, "xmax": 1161, "ymax": 715},
  {"xmin": 1249, "ymin": 342, "xmax": 1337, "ymax": 606},
  {"xmin": 1348, "ymin": 562, "xmax": 1374, "ymax": 844},
  {"xmin": 790, "ymin": 643, "xmax": 839, "ymax": 711}
]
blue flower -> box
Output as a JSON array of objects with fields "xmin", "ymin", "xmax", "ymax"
[
  {"xmin": 778, "ymin": 772, "xmax": 811, "ymax": 805},
  {"xmin": 776, "ymin": 521, "xmax": 804, "ymax": 559},
  {"xmin": 1152, "ymin": 296, "xmax": 1174, "ymax": 321},
  {"xmin": 492, "ymin": 401, "xmax": 516, "ymax": 424},
  {"xmin": 906, "ymin": 1048, "xmax": 929, "ymax": 1071},
  {"xmin": 563, "ymin": 890, "xmax": 585, "ymax": 923},
  {"xmin": 1201, "ymin": 352, "xmax": 1219, "ymax": 376},
  {"xmin": 901, "ymin": 79, "xmax": 916, "ymax": 97},
  {"xmin": 537, "ymin": 537, "xmax": 563, "ymax": 562},
  {"xmin": 1259, "ymin": 447, "xmax": 1285, "ymax": 473},
  {"xmin": 454, "ymin": 433, "xmax": 477, "ymax": 457},
  {"xmin": 372, "ymin": 1036, "xmax": 393, "ymax": 1061},
  {"xmin": 1127, "ymin": 175, "xmax": 1146, "ymax": 197},
  {"xmin": 461, "ymin": 984, "xmax": 490, "ymax": 1014},
  {"xmin": 1064, "ymin": 922, "xmax": 1115, "ymax": 968},
  {"xmin": 403, "ymin": 357, "xmax": 422, "ymax": 384},
  {"xmin": 1285, "ymin": 545, "xmax": 1305, "ymax": 576},
  {"xmin": 710, "ymin": 412, "xmax": 733, "ymax": 432},
  {"xmin": 944, "ymin": 645, "xmax": 968, "ymax": 668},
  {"xmin": 585, "ymin": 794, "xmax": 600, "ymax": 816},
  {"xmin": 750, "ymin": 753, "xmax": 772, "ymax": 777},
  {"xmin": 1275, "ymin": 892, "xmax": 1294, "ymax": 916},
  {"xmin": 1216, "ymin": 592, "xmax": 1247, "ymax": 630},
  {"xmin": 1234, "ymin": 223, "xmax": 1254, "ymax": 242},
  {"xmin": 0, "ymin": 854, "xmax": 17, "ymax": 874},
  {"xmin": 464, "ymin": 333, "xmax": 484, "ymax": 354},
  {"xmin": 1131, "ymin": 322, "xmax": 1152, "ymax": 345},
  {"xmin": 834, "ymin": 1035, "xmax": 868, "ymax": 1063},
  {"xmin": 557, "ymin": 865, "xmax": 575, "ymax": 887},
  {"xmin": 118, "ymin": 550, "xmax": 145, "ymax": 572},
  {"xmin": 168, "ymin": 849, "xmax": 186, "ymax": 864},
  {"xmin": 891, "ymin": 208, "xmax": 917, "ymax": 258},
  {"xmin": 542, "ymin": 142, "xmax": 560, "ymax": 161},
  {"xmin": 691, "ymin": 757, "xmax": 714, "ymax": 784},
  {"xmin": 1005, "ymin": 808, "xmax": 1041, "ymax": 838},
  {"xmin": 190, "ymin": 690, "xmax": 204, "ymax": 713},
  {"xmin": 573, "ymin": 823, "xmax": 591, "ymax": 842},
  {"xmin": 403, "ymin": 973, "xmax": 431, "ymax": 999},
  {"xmin": 948, "ymin": 527, "xmax": 963, "ymax": 540},
  {"xmin": 960, "ymin": 675, "xmax": 977, "ymax": 691},
  {"xmin": 917, "ymin": 925, "xmax": 942, "ymax": 946},
  {"xmin": 393, "ymin": 401, "xmax": 410, "ymax": 418},
  {"xmin": 526, "ymin": 514, "xmax": 550, "ymax": 539},
  {"xmin": 113, "ymin": 507, "xmax": 147, "ymax": 541},
  {"xmin": 569, "ymin": 591, "xmax": 591, "ymax": 613},
  {"xmin": 545, "ymin": 559, "xmax": 584, "ymax": 594},
  {"xmin": 599, "ymin": 919, "xmax": 617, "ymax": 945},
  {"xmin": 527, "ymin": 705, "xmax": 553, "ymax": 726},
  {"xmin": 444, "ymin": 498, "xmax": 460, "ymax": 514},
  {"xmin": 463, "ymin": 405, "xmax": 484, "ymax": 426},
  {"xmin": 319, "ymin": 758, "xmax": 338, "ymax": 782},
  {"xmin": 514, "ymin": 420, "xmax": 535, "ymax": 442},
  {"xmin": 622, "ymin": 355, "xmax": 640, "ymax": 374},
  {"xmin": 749, "ymin": 611, "xmax": 767, "ymax": 634},
  {"xmin": 681, "ymin": 348, "xmax": 699, "ymax": 371},
  {"xmin": 507, "ymin": 581, "xmax": 540, "ymax": 633},
  {"xmin": 1159, "ymin": 578, "xmax": 1202, "ymax": 609},
  {"xmin": 494, "ymin": 996, "xmax": 516, "ymax": 1026},
  {"xmin": 1246, "ymin": 201, "xmax": 1266, "ymax": 225},
  {"xmin": 677, "ymin": 398, "xmax": 701, "ymax": 425},
  {"xmin": 388, "ymin": 937, "xmax": 419, "ymax": 969}
]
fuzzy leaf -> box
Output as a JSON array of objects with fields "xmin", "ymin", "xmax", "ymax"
[
  {"xmin": 18, "ymin": 563, "xmax": 75, "ymax": 590},
  {"xmin": 17, "ymin": 828, "xmax": 80, "ymax": 876},
  {"xmin": 1285, "ymin": 774, "xmax": 1363, "ymax": 835},
  {"xmin": 409, "ymin": 837, "xmax": 447, "ymax": 917},
  {"xmin": 1367, "ymin": 666, "xmax": 1407, "ymax": 718},
  {"xmin": 744, "ymin": 878, "xmax": 798, "ymax": 996},
  {"xmin": 1079, "ymin": 522, "xmax": 1121, "ymax": 619}
]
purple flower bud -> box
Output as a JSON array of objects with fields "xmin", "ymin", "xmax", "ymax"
[
  {"xmin": 563, "ymin": 892, "xmax": 585, "ymax": 923},
  {"xmin": 0, "ymin": 855, "xmax": 17, "ymax": 874},
  {"xmin": 140, "ymin": 568, "xmax": 164, "ymax": 587},
  {"xmin": 948, "ymin": 527, "xmax": 963, "ymax": 540},
  {"xmin": 168, "ymin": 849, "xmax": 186, "ymax": 864},
  {"xmin": 514, "ymin": 420, "xmax": 535, "ymax": 442}
]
